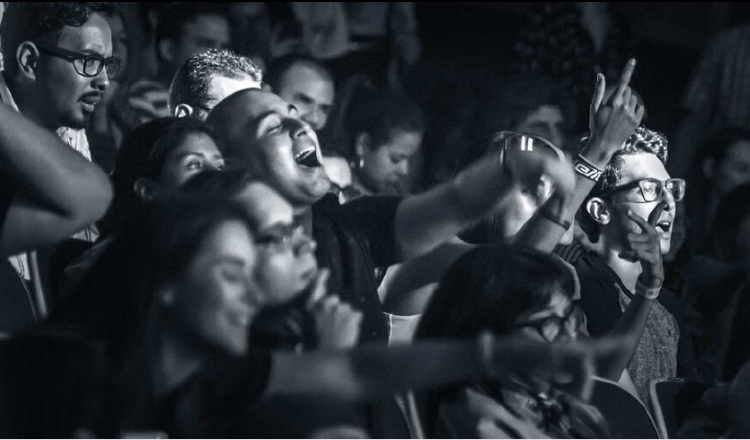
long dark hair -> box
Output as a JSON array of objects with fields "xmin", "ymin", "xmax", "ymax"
[
  {"xmin": 415, "ymin": 245, "xmax": 576, "ymax": 436},
  {"xmin": 416, "ymin": 245, "xmax": 575, "ymax": 340}
]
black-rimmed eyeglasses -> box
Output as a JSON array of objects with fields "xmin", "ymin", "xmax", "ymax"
[
  {"xmin": 35, "ymin": 43, "xmax": 121, "ymax": 79},
  {"xmin": 599, "ymin": 178, "xmax": 686, "ymax": 203},
  {"xmin": 513, "ymin": 301, "xmax": 580, "ymax": 342}
]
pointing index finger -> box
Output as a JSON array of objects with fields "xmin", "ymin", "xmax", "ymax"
[{"xmin": 614, "ymin": 59, "xmax": 637, "ymax": 102}]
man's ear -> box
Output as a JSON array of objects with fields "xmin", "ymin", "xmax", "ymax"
[
  {"xmin": 354, "ymin": 133, "xmax": 371, "ymax": 156},
  {"xmin": 16, "ymin": 41, "xmax": 40, "ymax": 80},
  {"xmin": 585, "ymin": 197, "xmax": 611, "ymax": 225},
  {"xmin": 159, "ymin": 39, "xmax": 176, "ymax": 64},
  {"xmin": 174, "ymin": 103, "xmax": 193, "ymax": 118},
  {"xmin": 134, "ymin": 177, "xmax": 157, "ymax": 201}
]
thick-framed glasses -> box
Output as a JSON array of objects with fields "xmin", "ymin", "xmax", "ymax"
[
  {"xmin": 513, "ymin": 301, "xmax": 580, "ymax": 342},
  {"xmin": 35, "ymin": 43, "xmax": 121, "ymax": 79},
  {"xmin": 599, "ymin": 178, "xmax": 686, "ymax": 203}
]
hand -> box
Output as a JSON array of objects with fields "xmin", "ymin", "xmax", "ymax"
[
  {"xmin": 490, "ymin": 336, "xmax": 620, "ymax": 401},
  {"xmin": 505, "ymin": 144, "xmax": 575, "ymax": 199},
  {"xmin": 306, "ymin": 269, "xmax": 363, "ymax": 350},
  {"xmin": 584, "ymin": 59, "xmax": 645, "ymax": 165},
  {"xmin": 618, "ymin": 204, "xmax": 666, "ymax": 288}
]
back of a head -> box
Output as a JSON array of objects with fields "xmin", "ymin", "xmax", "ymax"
[
  {"xmin": 265, "ymin": 53, "xmax": 332, "ymax": 93},
  {"xmin": 578, "ymin": 126, "xmax": 669, "ymax": 242},
  {"xmin": 0, "ymin": 2, "xmax": 113, "ymax": 76},
  {"xmin": 104, "ymin": 117, "xmax": 212, "ymax": 236},
  {"xmin": 415, "ymin": 245, "xmax": 575, "ymax": 340},
  {"xmin": 168, "ymin": 48, "xmax": 263, "ymax": 115},
  {"xmin": 344, "ymin": 86, "xmax": 424, "ymax": 157}
]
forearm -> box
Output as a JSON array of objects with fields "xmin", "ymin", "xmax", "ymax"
[
  {"xmin": 0, "ymin": 104, "xmax": 112, "ymax": 219},
  {"xmin": 395, "ymin": 156, "xmax": 512, "ymax": 259},
  {"xmin": 267, "ymin": 341, "xmax": 480, "ymax": 401}
]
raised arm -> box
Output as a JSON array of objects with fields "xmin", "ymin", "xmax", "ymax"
[
  {"xmin": 267, "ymin": 335, "xmax": 612, "ymax": 403},
  {"xmin": 393, "ymin": 151, "xmax": 513, "ymax": 259},
  {"xmin": 513, "ymin": 59, "xmax": 644, "ymax": 252},
  {"xmin": 0, "ymin": 103, "xmax": 113, "ymax": 257}
]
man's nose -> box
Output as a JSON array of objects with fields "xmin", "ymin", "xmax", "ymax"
[
  {"xmin": 303, "ymin": 109, "xmax": 322, "ymax": 130},
  {"xmin": 92, "ymin": 68, "xmax": 110, "ymax": 92},
  {"xmin": 396, "ymin": 160, "xmax": 409, "ymax": 177}
]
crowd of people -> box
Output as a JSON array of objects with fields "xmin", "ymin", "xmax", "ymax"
[{"xmin": 0, "ymin": 2, "xmax": 749, "ymax": 438}]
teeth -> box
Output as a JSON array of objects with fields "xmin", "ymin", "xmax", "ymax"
[{"xmin": 294, "ymin": 148, "xmax": 315, "ymax": 162}]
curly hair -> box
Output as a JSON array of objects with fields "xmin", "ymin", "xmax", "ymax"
[
  {"xmin": 0, "ymin": 2, "xmax": 113, "ymax": 75},
  {"xmin": 168, "ymin": 48, "xmax": 263, "ymax": 115},
  {"xmin": 578, "ymin": 126, "xmax": 669, "ymax": 241}
]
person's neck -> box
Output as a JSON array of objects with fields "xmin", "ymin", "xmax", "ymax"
[
  {"xmin": 294, "ymin": 205, "xmax": 314, "ymax": 237},
  {"xmin": 4, "ymin": 77, "xmax": 53, "ymax": 129},
  {"xmin": 151, "ymin": 324, "xmax": 206, "ymax": 397},
  {"xmin": 600, "ymin": 238, "xmax": 642, "ymax": 292}
]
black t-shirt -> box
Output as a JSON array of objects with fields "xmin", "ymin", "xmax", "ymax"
[{"xmin": 312, "ymin": 194, "xmax": 402, "ymax": 343}]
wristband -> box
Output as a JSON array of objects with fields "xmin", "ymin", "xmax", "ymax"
[
  {"xmin": 539, "ymin": 208, "xmax": 572, "ymax": 230},
  {"xmin": 573, "ymin": 154, "xmax": 604, "ymax": 182},
  {"xmin": 635, "ymin": 279, "xmax": 661, "ymax": 300},
  {"xmin": 476, "ymin": 331, "xmax": 495, "ymax": 377}
]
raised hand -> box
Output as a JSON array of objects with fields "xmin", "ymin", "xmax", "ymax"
[
  {"xmin": 585, "ymin": 59, "xmax": 645, "ymax": 164},
  {"xmin": 306, "ymin": 269, "xmax": 363, "ymax": 350},
  {"xmin": 619, "ymin": 204, "xmax": 666, "ymax": 288}
]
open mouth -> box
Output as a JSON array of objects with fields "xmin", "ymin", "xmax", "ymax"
[
  {"xmin": 656, "ymin": 221, "xmax": 672, "ymax": 234},
  {"xmin": 294, "ymin": 147, "xmax": 321, "ymax": 168}
]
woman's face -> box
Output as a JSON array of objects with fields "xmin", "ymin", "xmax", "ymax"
[
  {"xmin": 234, "ymin": 182, "xmax": 318, "ymax": 305},
  {"xmin": 510, "ymin": 290, "xmax": 577, "ymax": 344},
  {"xmin": 167, "ymin": 220, "xmax": 261, "ymax": 356},
  {"xmin": 156, "ymin": 132, "xmax": 224, "ymax": 190},
  {"xmin": 359, "ymin": 130, "xmax": 422, "ymax": 193}
]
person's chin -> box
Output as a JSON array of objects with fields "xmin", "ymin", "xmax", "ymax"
[{"xmin": 659, "ymin": 235, "xmax": 672, "ymax": 255}]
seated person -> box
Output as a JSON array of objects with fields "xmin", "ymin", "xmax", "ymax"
[
  {"xmin": 4, "ymin": 199, "xmax": 610, "ymax": 438},
  {"xmin": 58, "ymin": 117, "xmax": 223, "ymax": 300},
  {"xmin": 338, "ymin": 86, "xmax": 424, "ymax": 200},
  {"xmin": 415, "ymin": 245, "xmax": 609, "ymax": 439},
  {"xmin": 571, "ymin": 126, "xmax": 697, "ymax": 399}
]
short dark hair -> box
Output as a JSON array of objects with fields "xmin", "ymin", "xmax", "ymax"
[
  {"xmin": 168, "ymin": 48, "xmax": 263, "ymax": 114},
  {"xmin": 0, "ymin": 2, "xmax": 113, "ymax": 75},
  {"xmin": 265, "ymin": 53, "xmax": 333, "ymax": 92},
  {"xmin": 155, "ymin": 2, "xmax": 229, "ymax": 62},
  {"xmin": 104, "ymin": 117, "xmax": 216, "ymax": 236},
  {"xmin": 578, "ymin": 126, "xmax": 669, "ymax": 241},
  {"xmin": 344, "ymin": 87, "xmax": 424, "ymax": 158}
]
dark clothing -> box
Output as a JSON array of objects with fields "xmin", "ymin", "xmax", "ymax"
[
  {"xmin": 721, "ymin": 283, "xmax": 750, "ymax": 381},
  {"xmin": 556, "ymin": 242, "xmax": 697, "ymax": 399},
  {"xmin": 0, "ymin": 334, "xmax": 273, "ymax": 438},
  {"xmin": 0, "ymin": 171, "xmax": 37, "ymax": 335},
  {"xmin": 312, "ymin": 193, "xmax": 401, "ymax": 343}
]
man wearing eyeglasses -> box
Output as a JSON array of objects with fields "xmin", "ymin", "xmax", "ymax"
[
  {"xmin": 0, "ymin": 3, "xmax": 116, "ymax": 330},
  {"xmin": 571, "ymin": 126, "xmax": 697, "ymax": 400}
]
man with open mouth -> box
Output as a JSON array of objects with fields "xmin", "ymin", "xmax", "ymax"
[{"xmin": 568, "ymin": 125, "xmax": 697, "ymax": 401}]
